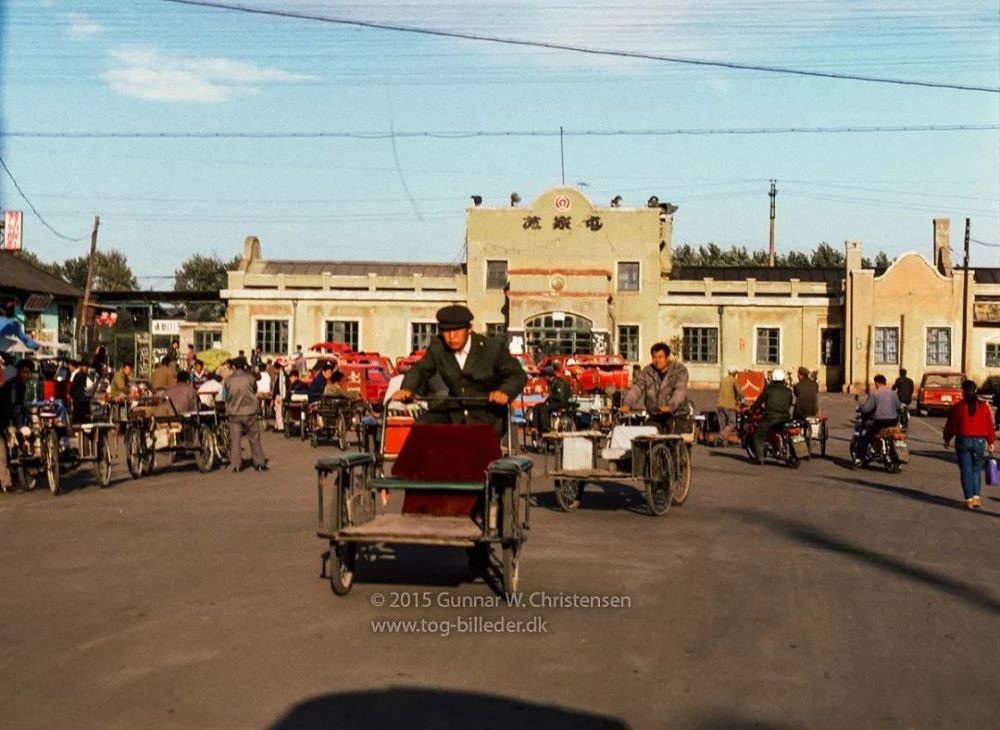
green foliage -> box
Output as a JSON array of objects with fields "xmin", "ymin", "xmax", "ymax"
[
  {"xmin": 174, "ymin": 253, "xmax": 241, "ymax": 293},
  {"xmin": 61, "ymin": 249, "xmax": 138, "ymax": 291},
  {"xmin": 10, "ymin": 250, "xmax": 65, "ymax": 278},
  {"xmin": 672, "ymin": 241, "xmax": 890, "ymax": 269}
]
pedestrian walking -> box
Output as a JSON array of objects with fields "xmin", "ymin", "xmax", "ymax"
[
  {"xmin": 943, "ymin": 380, "xmax": 996, "ymax": 510},
  {"xmin": 716, "ymin": 365, "xmax": 743, "ymax": 441},
  {"xmin": 223, "ymin": 357, "xmax": 268, "ymax": 472}
]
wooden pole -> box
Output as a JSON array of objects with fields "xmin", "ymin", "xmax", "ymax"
[
  {"xmin": 77, "ymin": 215, "xmax": 100, "ymax": 357},
  {"xmin": 961, "ymin": 217, "xmax": 970, "ymax": 374}
]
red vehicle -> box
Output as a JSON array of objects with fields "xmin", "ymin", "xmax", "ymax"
[
  {"xmin": 514, "ymin": 351, "xmax": 538, "ymax": 377},
  {"xmin": 392, "ymin": 350, "xmax": 426, "ymax": 376},
  {"xmin": 309, "ymin": 342, "xmax": 355, "ymax": 356},
  {"xmin": 916, "ymin": 371, "xmax": 964, "ymax": 415},
  {"xmin": 339, "ymin": 362, "xmax": 391, "ymax": 405},
  {"xmin": 342, "ymin": 351, "xmax": 394, "ymax": 374},
  {"xmin": 536, "ymin": 354, "xmax": 630, "ymax": 394}
]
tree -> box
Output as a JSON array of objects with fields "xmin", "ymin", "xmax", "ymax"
[
  {"xmin": 10, "ymin": 250, "xmax": 66, "ymax": 279},
  {"xmin": 873, "ymin": 251, "xmax": 893, "ymax": 270},
  {"xmin": 173, "ymin": 253, "xmax": 241, "ymax": 292},
  {"xmin": 61, "ymin": 249, "xmax": 138, "ymax": 291},
  {"xmin": 810, "ymin": 242, "xmax": 845, "ymax": 268}
]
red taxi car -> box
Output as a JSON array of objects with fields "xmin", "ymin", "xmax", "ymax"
[{"xmin": 916, "ymin": 371, "xmax": 964, "ymax": 415}]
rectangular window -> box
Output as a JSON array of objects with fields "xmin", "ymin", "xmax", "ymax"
[
  {"xmin": 193, "ymin": 330, "xmax": 222, "ymax": 353},
  {"xmin": 617, "ymin": 262, "xmax": 640, "ymax": 292},
  {"xmin": 486, "ymin": 323, "xmax": 507, "ymax": 338},
  {"xmin": 617, "ymin": 325, "xmax": 640, "ymax": 362},
  {"xmin": 254, "ymin": 319, "xmax": 288, "ymax": 355},
  {"xmin": 410, "ymin": 322, "xmax": 438, "ymax": 353},
  {"xmin": 683, "ymin": 327, "xmax": 719, "ymax": 364},
  {"xmin": 755, "ymin": 327, "xmax": 780, "ymax": 365},
  {"xmin": 486, "ymin": 260, "xmax": 508, "ymax": 290},
  {"xmin": 873, "ymin": 327, "xmax": 899, "ymax": 365},
  {"xmin": 325, "ymin": 320, "xmax": 360, "ymax": 351},
  {"xmin": 986, "ymin": 342, "xmax": 1000, "ymax": 368},
  {"xmin": 926, "ymin": 327, "xmax": 951, "ymax": 366}
]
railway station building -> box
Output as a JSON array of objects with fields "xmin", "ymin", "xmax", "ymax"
[{"xmin": 221, "ymin": 186, "xmax": 1000, "ymax": 392}]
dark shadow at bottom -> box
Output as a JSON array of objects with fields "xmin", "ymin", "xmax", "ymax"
[{"xmin": 268, "ymin": 687, "xmax": 628, "ymax": 730}]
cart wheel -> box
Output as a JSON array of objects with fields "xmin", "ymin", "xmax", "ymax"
[
  {"xmin": 646, "ymin": 443, "xmax": 674, "ymax": 516},
  {"xmin": 44, "ymin": 429, "xmax": 61, "ymax": 496},
  {"xmin": 310, "ymin": 432, "xmax": 319, "ymax": 448},
  {"xmin": 328, "ymin": 541, "xmax": 357, "ymax": 596},
  {"xmin": 11, "ymin": 444, "xmax": 38, "ymax": 491},
  {"xmin": 300, "ymin": 418, "xmax": 308, "ymax": 441},
  {"xmin": 17, "ymin": 463, "xmax": 38, "ymax": 491},
  {"xmin": 501, "ymin": 541, "xmax": 521, "ymax": 594},
  {"xmin": 94, "ymin": 433, "xmax": 112, "ymax": 488},
  {"xmin": 283, "ymin": 425, "xmax": 291, "ymax": 439},
  {"xmin": 553, "ymin": 479, "xmax": 583, "ymax": 512},
  {"xmin": 196, "ymin": 425, "xmax": 216, "ymax": 473},
  {"xmin": 215, "ymin": 426, "xmax": 231, "ymax": 465},
  {"xmin": 671, "ymin": 444, "xmax": 693, "ymax": 506},
  {"xmin": 336, "ymin": 414, "xmax": 348, "ymax": 451},
  {"xmin": 141, "ymin": 434, "xmax": 156, "ymax": 476},
  {"xmin": 125, "ymin": 428, "xmax": 143, "ymax": 479}
]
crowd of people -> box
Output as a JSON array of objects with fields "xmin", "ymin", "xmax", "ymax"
[{"xmin": 3, "ymin": 307, "xmax": 998, "ymax": 504}]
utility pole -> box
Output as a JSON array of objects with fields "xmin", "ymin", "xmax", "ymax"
[
  {"xmin": 768, "ymin": 179, "xmax": 777, "ymax": 267},
  {"xmin": 961, "ymin": 217, "xmax": 970, "ymax": 374},
  {"xmin": 559, "ymin": 126, "xmax": 565, "ymax": 185},
  {"xmin": 77, "ymin": 215, "xmax": 100, "ymax": 357}
]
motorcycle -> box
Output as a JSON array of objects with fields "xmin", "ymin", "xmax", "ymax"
[
  {"xmin": 737, "ymin": 408, "xmax": 811, "ymax": 468},
  {"xmin": 849, "ymin": 407, "xmax": 909, "ymax": 473}
]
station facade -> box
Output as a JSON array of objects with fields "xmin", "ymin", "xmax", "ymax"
[{"xmin": 222, "ymin": 187, "xmax": 1000, "ymax": 392}]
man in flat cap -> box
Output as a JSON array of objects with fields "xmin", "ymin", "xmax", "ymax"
[{"xmin": 393, "ymin": 305, "xmax": 526, "ymax": 438}]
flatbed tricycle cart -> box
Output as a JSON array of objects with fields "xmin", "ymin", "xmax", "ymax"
[
  {"xmin": 5, "ymin": 400, "xmax": 114, "ymax": 495},
  {"xmin": 316, "ymin": 398, "xmax": 532, "ymax": 596},
  {"xmin": 124, "ymin": 399, "xmax": 218, "ymax": 479},
  {"xmin": 544, "ymin": 411, "xmax": 693, "ymax": 516}
]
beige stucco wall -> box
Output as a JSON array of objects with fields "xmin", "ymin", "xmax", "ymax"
[
  {"xmin": 466, "ymin": 186, "xmax": 666, "ymax": 354},
  {"xmin": 846, "ymin": 252, "xmax": 977, "ymax": 391}
]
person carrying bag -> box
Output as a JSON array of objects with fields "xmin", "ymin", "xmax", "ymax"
[{"xmin": 943, "ymin": 380, "xmax": 996, "ymax": 509}]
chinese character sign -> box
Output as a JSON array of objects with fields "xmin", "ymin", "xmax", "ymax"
[{"xmin": 3, "ymin": 210, "xmax": 23, "ymax": 251}]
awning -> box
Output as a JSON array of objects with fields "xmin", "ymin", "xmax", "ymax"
[{"xmin": 23, "ymin": 294, "xmax": 54, "ymax": 313}]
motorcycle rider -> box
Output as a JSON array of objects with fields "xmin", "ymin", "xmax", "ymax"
[
  {"xmin": 853, "ymin": 374, "xmax": 901, "ymax": 468},
  {"xmin": 747, "ymin": 368, "xmax": 793, "ymax": 464}
]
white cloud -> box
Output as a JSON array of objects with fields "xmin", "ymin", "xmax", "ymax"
[
  {"xmin": 103, "ymin": 47, "xmax": 320, "ymax": 103},
  {"xmin": 65, "ymin": 12, "xmax": 104, "ymax": 38}
]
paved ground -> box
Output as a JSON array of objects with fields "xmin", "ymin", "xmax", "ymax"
[{"xmin": 1, "ymin": 393, "xmax": 997, "ymax": 730}]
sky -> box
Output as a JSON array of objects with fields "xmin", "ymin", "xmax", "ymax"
[{"xmin": 1, "ymin": 0, "xmax": 998, "ymax": 282}]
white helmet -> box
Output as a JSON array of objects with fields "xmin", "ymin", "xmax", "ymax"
[{"xmin": 771, "ymin": 368, "xmax": 786, "ymax": 382}]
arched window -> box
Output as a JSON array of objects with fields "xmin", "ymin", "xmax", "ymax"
[{"xmin": 524, "ymin": 313, "xmax": 593, "ymax": 356}]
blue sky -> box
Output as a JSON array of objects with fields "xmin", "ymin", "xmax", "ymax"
[{"xmin": 1, "ymin": 0, "xmax": 998, "ymax": 281}]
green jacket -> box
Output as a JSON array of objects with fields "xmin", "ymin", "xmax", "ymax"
[
  {"xmin": 401, "ymin": 333, "xmax": 527, "ymax": 436},
  {"xmin": 751, "ymin": 382, "xmax": 793, "ymax": 421}
]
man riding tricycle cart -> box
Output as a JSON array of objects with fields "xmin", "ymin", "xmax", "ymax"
[{"xmin": 315, "ymin": 305, "xmax": 532, "ymax": 595}]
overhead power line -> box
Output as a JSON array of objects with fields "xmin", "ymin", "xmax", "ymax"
[
  {"xmin": 971, "ymin": 238, "xmax": 1000, "ymax": 248},
  {"xmin": 5, "ymin": 124, "xmax": 998, "ymax": 140},
  {"xmin": 0, "ymin": 156, "xmax": 91, "ymax": 242},
  {"xmin": 158, "ymin": 0, "xmax": 1000, "ymax": 93}
]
